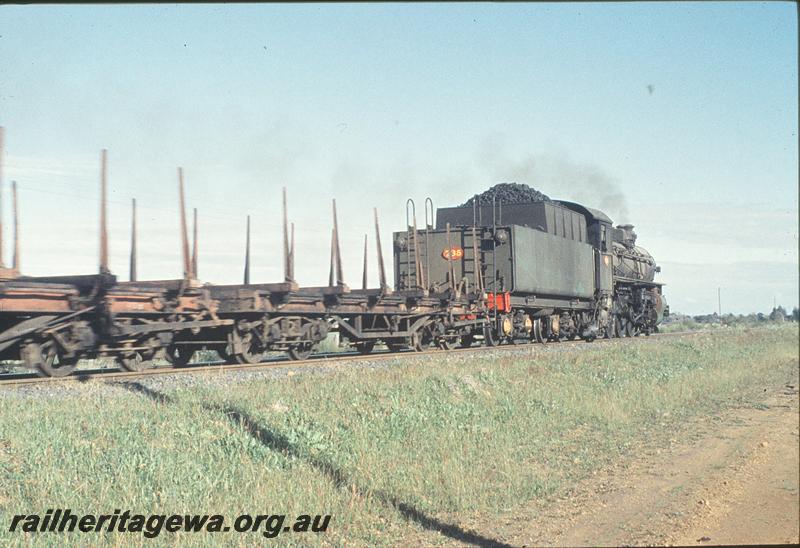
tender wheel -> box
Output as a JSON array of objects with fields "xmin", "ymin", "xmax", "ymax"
[
  {"xmin": 355, "ymin": 341, "xmax": 375, "ymax": 355},
  {"xmin": 532, "ymin": 319, "xmax": 541, "ymax": 343},
  {"xmin": 164, "ymin": 345, "xmax": 194, "ymax": 366},
  {"xmin": 460, "ymin": 335, "xmax": 475, "ymax": 348},
  {"xmin": 119, "ymin": 352, "xmax": 151, "ymax": 372},
  {"xmin": 25, "ymin": 341, "xmax": 78, "ymax": 378},
  {"xmin": 624, "ymin": 320, "xmax": 634, "ymax": 337}
]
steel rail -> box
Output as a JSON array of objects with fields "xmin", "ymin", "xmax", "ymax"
[{"xmin": 0, "ymin": 330, "xmax": 700, "ymax": 388}]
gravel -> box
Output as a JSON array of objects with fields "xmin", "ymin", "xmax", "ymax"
[{"xmin": 461, "ymin": 183, "xmax": 550, "ymax": 207}]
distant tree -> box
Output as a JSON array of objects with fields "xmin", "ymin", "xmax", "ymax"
[{"xmin": 770, "ymin": 306, "xmax": 787, "ymax": 323}]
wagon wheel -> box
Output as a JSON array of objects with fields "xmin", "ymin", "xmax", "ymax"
[
  {"xmin": 460, "ymin": 334, "xmax": 475, "ymax": 348},
  {"xmin": 287, "ymin": 322, "xmax": 321, "ymax": 361},
  {"xmin": 27, "ymin": 341, "xmax": 78, "ymax": 378},
  {"xmin": 482, "ymin": 325, "xmax": 499, "ymax": 347},
  {"xmin": 386, "ymin": 341, "xmax": 406, "ymax": 352},
  {"xmin": 355, "ymin": 341, "xmax": 375, "ymax": 355},
  {"xmin": 411, "ymin": 327, "xmax": 433, "ymax": 352},
  {"xmin": 215, "ymin": 343, "xmax": 237, "ymax": 364},
  {"xmin": 229, "ymin": 331, "xmax": 266, "ymax": 365},
  {"xmin": 438, "ymin": 336, "xmax": 458, "ymax": 351},
  {"xmin": 119, "ymin": 351, "xmax": 152, "ymax": 372},
  {"xmin": 287, "ymin": 343, "xmax": 313, "ymax": 361},
  {"xmin": 164, "ymin": 345, "xmax": 194, "ymax": 366}
]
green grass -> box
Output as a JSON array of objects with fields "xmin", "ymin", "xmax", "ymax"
[
  {"xmin": 0, "ymin": 324, "xmax": 797, "ymax": 546},
  {"xmin": 658, "ymin": 318, "xmax": 705, "ymax": 332}
]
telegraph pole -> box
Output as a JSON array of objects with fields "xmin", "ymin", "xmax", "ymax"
[{"xmin": 717, "ymin": 287, "xmax": 721, "ymax": 317}]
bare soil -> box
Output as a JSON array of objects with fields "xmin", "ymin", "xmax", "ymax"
[
  {"xmin": 483, "ymin": 379, "xmax": 800, "ymax": 547},
  {"xmin": 416, "ymin": 371, "xmax": 800, "ymax": 547}
]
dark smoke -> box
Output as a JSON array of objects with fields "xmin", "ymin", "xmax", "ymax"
[{"xmin": 476, "ymin": 144, "xmax": 630, "ymax": 224}]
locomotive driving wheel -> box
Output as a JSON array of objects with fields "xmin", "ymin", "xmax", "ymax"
[
  {"xmin": 603, "ymin": 317, "xmax": 614, "ymax": 339},
  {"xmin": 623, "ymin": 319, "xmax": 634, "ymax": 337},
  {"xmin": 614, "ymin": 317, "xmax": 625, "ymax": 338}
]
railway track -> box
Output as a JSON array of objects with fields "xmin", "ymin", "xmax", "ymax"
[{"xmin": 0, "ymin": 330, "xmax": 697, "ymax": 388}]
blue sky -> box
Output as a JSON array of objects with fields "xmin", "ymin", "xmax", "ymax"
[{"xmin": 1, "ymin": 3, "xmax": 797, "ymax": 314}]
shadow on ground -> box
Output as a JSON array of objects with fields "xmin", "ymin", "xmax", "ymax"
[{"xmin": 121, "ymin": 381, "xmax": 511, "ymax": 547}]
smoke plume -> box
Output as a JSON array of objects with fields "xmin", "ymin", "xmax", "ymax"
[{"xmin": 476, "ymin": 143, "xmax": 630, "ymax": 224}]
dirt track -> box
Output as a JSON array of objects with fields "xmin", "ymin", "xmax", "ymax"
[{"xmin": 494, "ymin": 376, "xmax": 800, "ymax": 546}]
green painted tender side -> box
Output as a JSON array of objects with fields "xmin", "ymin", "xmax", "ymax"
[{"xmin": 509, "ymin": 225, "xmax": 595, "ymax": 298}]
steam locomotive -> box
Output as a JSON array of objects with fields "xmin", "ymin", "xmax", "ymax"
[{"xmin": 393, "ymin": 197, "xmax": 667, "ymax": 344}]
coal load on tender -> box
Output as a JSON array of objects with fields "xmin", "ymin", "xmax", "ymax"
[{"xmin": 460, "ymin": 183, "xmax": 551, "ymax": 207}]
